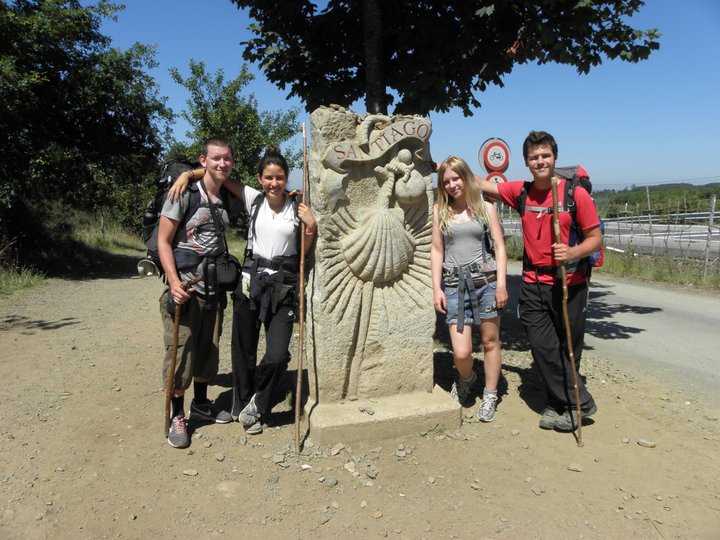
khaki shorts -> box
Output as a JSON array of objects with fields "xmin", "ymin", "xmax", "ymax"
[{"xmin": 160, "ymin": 290, "xmax": 226, "ymax": 391}]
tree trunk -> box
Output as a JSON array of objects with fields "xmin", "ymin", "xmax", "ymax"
[{"xmin": 362, "ymin": 0, "xmax": 386, "ymax": 114}]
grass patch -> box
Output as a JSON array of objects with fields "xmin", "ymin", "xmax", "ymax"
[
  {"xmin": 69, "ymin": 211, "xmax": 145, "ymax": 255},
  {"xmin": 504, "ymin": 234, "xmax": 720, "ymax": 290},
  {"xmin": 0, "ymin": 266, "xmax": 46, "ymax": 296},
  {"xmin": 7, "ymin": 201, "xmax": 250, "ymax": 287},
  {"xmin": 226, "ymin": 230, "xmax": 247, "ymax": 258},
  {"xmin": 596, "ymin": 249, "xmax": 720, "ymax": 290},
  {"xmin": 504, "ymin": 235, "xmax": 524, "ymax": 261},
  {"xmin": 15, "ymin": 204, "xmax": 148, "ymax": 279}
]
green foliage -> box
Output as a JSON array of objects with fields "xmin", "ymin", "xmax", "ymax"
[
  {"xmin": 0, "ymin": 0, "xmax": 172, "ymax": 264},
  {"xmin": 169, "ymin": 60, "xmax": 300, "ymax": 188},
  {"xmin": 10, "ymin": 202, "xmax": 147, "ymax": 278},
  {"xmin": 232, "ymin": 0, "xmax": 660, "ymax": 115},
  {"xmin": 594, "ymin": 183, "xmax": 720, "ymax": 218},
  {"xmin": 68, "ymin": 209, "xmax": 145, "ymax": 255},
  {"xmin": 504, "ymin": 235, "xmax": 524, "ymax": 261}
]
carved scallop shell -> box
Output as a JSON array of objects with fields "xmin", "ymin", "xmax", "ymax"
[{"xmin": 340, "ymin": 207, "xmax": 415, "ymax": 284}]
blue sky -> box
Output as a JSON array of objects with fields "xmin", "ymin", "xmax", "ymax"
[{"xmin": 101, "ymin": 0, "xmax": 720, "ymax": 190}]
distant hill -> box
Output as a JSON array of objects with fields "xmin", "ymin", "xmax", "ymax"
[{"xmin": 593, "ymin": 183, "xmax": 720, "ymax": 217}]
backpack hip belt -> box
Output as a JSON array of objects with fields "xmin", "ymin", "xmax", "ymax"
[
  {"xmin": 442, "ymin": 261, "xmax": 496, "ymax": 288},
  {"xmin": 522, "ymin": 258, "xmax": 587, "ymax": 278},
  {"xmin": 243, "ymin": 254, "xmax": 298, "ymax": 280}
]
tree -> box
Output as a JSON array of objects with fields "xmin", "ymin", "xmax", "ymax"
[
  {"xmin": 0, "ymin": 0, "xmax": 172, "ymax": 253},
  {"xmin": 169, "ymin": 60, "xmax": 300, "ymax": 188},
  {"xmin": 231, "ymin": 0, "xmax": 660, "ymax": 115}
]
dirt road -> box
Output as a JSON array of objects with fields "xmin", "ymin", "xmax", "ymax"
[{"xmin": 1, "ymin": 269, "xmax": 719, "ymax": 539}]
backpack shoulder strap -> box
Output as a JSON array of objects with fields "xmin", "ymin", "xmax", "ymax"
[
  {"xmin": 247, "ymin": 191, "xmax": 266, "ymax": 246},
  {"xmin": 516, "ymin": 181, "xmax": 533, "ymax": 215},
  {"xmin": 174, "ymin": 184, "xmax": 203, "ymax": 243},
  {"xmin": 564, "ymin": 177, "xmax": 577, "ymax": 215}
]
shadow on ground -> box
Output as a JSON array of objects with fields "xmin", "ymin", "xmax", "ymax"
[
  {"xmin": 585, "ymin": 281, "xmax": 662, "ymax": 341},
  {"xmin": 30, "ymin": 237, "xmax": 143, "ymax": 279},
  {"xmin": 0, "ymin": 315, "xmax": 82, "ymax": 333},
  {"xmin": 431, "ymin": 273, "xmax": 650, "ymax": 415},
  {"xmin": 211, "ymin": 368, "xmax": 309, "ymax": 429}
]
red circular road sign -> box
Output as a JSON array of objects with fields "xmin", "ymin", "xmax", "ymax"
[
  {"xmin": 486, "ymin": 172, "xmax": 507, "ymax": 184},
  {"xmin": 479, "ymin": 138, "xmax": 510, "ymax": 172}
]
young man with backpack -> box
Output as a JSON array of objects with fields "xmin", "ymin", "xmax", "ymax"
[
  {"xmin": 157, "ymin": 139, "xmax": 236, "ymax": 448},
  {"xmin": 169, "ymin": 146, "xmax": 317, "ymax": 436},
  {"xmin": 477, "ymin": 131, "xmax": 602, "ymax": 432}
]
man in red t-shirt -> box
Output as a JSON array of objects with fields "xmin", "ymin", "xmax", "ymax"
[{"xmin": 477, "ymin": 131, "xmax": 601, "ymax": 432}]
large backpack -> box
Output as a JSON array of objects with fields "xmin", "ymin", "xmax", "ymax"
[
  {"xmin": 516, "ymin": 165, "xmax": 604, "ymax": 276},
  {"xmin": 141, "ymin": 161, "xmax": 198, "ymax": 274}
]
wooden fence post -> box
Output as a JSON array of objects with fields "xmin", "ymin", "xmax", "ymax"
[
  {"xmin": 704, "ymin": 195, "xmax": 717, "ymax": 280},
  {"xmin": 646, "ymin": 186, "xmax": 655, "ymax": 255}
]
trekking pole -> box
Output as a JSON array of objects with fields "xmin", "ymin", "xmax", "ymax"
[
  {"xmin": 294, "ymin": 123, "xmax": 309, "ymax": 452},
  {"xmin": 163, "ymin": 275, "xmax": 202, "ymax": 435},
  {"xmin": 550, "ymin": 177, "xmax": 584, "ymax": 447}
]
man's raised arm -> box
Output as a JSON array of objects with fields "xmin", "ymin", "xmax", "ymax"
[{"xmin": 474, "ymin": 174, "xmax": 502, "ymax": 202}]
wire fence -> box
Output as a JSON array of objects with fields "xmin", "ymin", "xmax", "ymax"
[{"xmin": 499, "ymin": 193, "xmax": 720, "ymax": 277}]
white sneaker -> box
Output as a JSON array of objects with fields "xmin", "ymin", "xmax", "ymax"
[{"xmin": 477, "ymin": 392, "xmax": 498, "ymax": 422}]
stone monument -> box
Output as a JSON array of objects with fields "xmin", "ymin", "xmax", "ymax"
[{"xmin": 305, "ymin": 105, "xmax": 460, "ymax": 444}]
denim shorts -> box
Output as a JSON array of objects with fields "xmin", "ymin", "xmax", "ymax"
[{"xmin": 444, "ymin": 281, "xmax": 498, "ymax": 326}]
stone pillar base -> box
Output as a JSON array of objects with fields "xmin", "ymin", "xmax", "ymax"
[{"xmin": 305, "ymin": 386, "xmax": 461, "ymax": 447}]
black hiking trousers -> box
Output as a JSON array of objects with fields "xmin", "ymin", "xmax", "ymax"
[
  {"xmin": 230, "ymin": 291, "xmax": 294, "ymax": 421},
  {"xmin": 519, "ymin": 280, "xmax": 596, "ymax": 411}
]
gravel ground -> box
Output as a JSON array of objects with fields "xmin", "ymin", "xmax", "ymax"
[{"xmin": 1, "ymin": 274, "xmax": 719, "ymax": 539}]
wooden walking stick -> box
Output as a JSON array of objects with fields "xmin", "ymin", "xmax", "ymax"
[
  {"xmin": 164, "ymin": 301, "xmax": 183, "ymax": 435},
  {"xmin": 294, "ymin": 122, "xmax": 310, "ymax": 452},
  {"xmin": 163, "ymin": 276, "xmax": 201, "ymax": 435},
  {"xmin": 550, "ymin": 176, "xmax": 584, "ymax": 447}
]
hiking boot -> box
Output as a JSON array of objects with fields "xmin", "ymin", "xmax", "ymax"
[
  {"xmin": 245, "ymin": 420, "xmax": 263, "ymax": 435},
  {"xmin": 477, "ymin": 392, "xmax": 498, "ymax": 422},
  {"xmin": 538, "ymin": 406, "xmax": 562, "ymax": 430},
  {"xmin": 167, "ymin": 414, "xmax": 189, "ymax": 449},
  {"xmin": 238, "ymin": 394, "xmax": 260, "ymax": 429},
  {"xmin": 450, "ymin": 372, "xmax": 477, "ymax": 406},
  {"xmin": 190, "ymin": 399, "xmax": 233, "ymax": 424},
  {"xmin": 554, "ymin": 403, "xmax": 598, "ymax": 432}
]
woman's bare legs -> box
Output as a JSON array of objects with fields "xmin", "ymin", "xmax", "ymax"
[
  {"xmin": 477, "ymin": 317, "xmax": 502, "ymax": 422},
  {"xmin": 480, "ymin": 317, "xmax": 502, "ymax": 391},
  {"xmin": 448, "ymin": 323, "xmax": 474, "ymax": 380}
]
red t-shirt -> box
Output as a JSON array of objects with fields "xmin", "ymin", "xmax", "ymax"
[{"xmin": 497, "ymin": 179, "xmax": 600, "ymax": 285}]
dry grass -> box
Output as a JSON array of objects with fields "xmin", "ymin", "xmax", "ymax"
[{"xmin": 0, "ymin": 266, "xmax": 45, "ymax": 296}]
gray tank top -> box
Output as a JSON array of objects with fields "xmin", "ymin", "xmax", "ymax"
[{"xmin": 442, "ymin": 219, "xmax": 496, "ymax": 272}]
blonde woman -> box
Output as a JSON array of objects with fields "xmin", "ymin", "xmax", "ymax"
[{"xmin": 431, "ymin": 156, "xmax": 508, "ymax": 421}]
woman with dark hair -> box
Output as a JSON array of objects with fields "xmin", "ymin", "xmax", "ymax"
[{"xmin": 170, "ymin": 146, "xmax": 317, "ymax": 435}]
